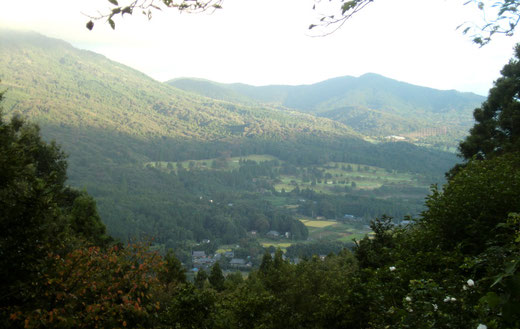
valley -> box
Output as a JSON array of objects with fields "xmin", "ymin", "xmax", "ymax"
[{"xmin": 0, "ymin": 29, "xmax": 477, "ymax": 269}]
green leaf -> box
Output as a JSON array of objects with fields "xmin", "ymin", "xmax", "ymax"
[
  {"xmin": 108, "ymin": 0, "xmax": 119, "ymax": 5},
  {"xmin": 108, "ymin": 18, "xmax": 115, "ymax": 30},
  {"xmin": 505, "ymin": 259, "xmax": 519, "ymax": 275},
  {"xmin": 342, "ymin": 1, "xmax": 357, "ymax": 15},
  {"xmin": 479, "ymin": 292, "xmax": 501, "ymax": 308}
]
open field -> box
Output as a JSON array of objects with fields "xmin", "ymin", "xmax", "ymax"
[
  {"xmin": 259, "ymin": 241, "xmax": 292, "ymax": 251},
  {"xmin": 300, "ymin": 219, "xmax": 337, "ymax": 228},
  {"xmin": 272, "ymin": 161, "xmax": 426, "ymax": 194},
  {"xmin": 300, "ymin": 218, "xmax": 371, "ymax": 243}
]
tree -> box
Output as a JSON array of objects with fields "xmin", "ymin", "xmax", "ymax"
[
  {"xmin": 459, "ymin": 44, "xmax": 520, "ymax": 160},
  {"xmin": 421, "ymin": 153, "xmax": 520, "ymax": 254},
  {"xmin": 0, "ymin": 110, "xmax": 70, "ymax": 312},
  {"xmin": 0, "ymin": 92, "xmax": 112, "ymax": 325},
  {"xmin": 209, "ymin": 262, "xmax": 225, "ymax": 291},
  {"xmin": 194, "ymin": 269, "xmax": 208, "ymax": 289},
  {"xmin": 159, "ymin": 249, "xmax": 187, "ymax": 286},
  {"xmin": 8, "ymin": 243, "xmax": 165, "ymax": 328}
]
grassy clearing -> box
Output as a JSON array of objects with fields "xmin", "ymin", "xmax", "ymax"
[
  {"xmin": 260, "ymin": 241, "xmax": 292, "ymax": 251},
  {"xmin": 303, "ymin": 220, "xmax": 371, "ymax": 243},
  {"xmin": 300, "ymin": 219, "xmax": 337, "ymax": 228}
]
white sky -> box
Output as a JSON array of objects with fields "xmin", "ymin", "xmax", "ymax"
[{"xmin": 1, "ymin": 0, "xmax": 519, "ymax": 95}]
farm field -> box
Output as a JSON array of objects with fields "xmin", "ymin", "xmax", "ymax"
[
  {"xmin": 299, "ymin": 218, "xmax": 371, "ymax": 243},
  {"xmin": 273, "ymin": 161, "xmax": 425, "ymax": 194},
  {"xmin": 300, "ymin": 219, "xmax": 337, "ymax": 228},
  {"xmin": 259, "ymin": 241, "xmax": 293, "ymax": 251}
]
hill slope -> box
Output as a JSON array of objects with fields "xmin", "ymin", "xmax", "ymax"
[
  {"xmin": 168, "ymin": 74, "xmax": 484, "ymax": 137},
  {"xmin": 0, "ymin": 30, "xmax": 360, "ymax": 142}
]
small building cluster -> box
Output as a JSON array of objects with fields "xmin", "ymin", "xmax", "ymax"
[{"xmin": 191, "ymin": 249, "xmax": 253, "ymax": 273}]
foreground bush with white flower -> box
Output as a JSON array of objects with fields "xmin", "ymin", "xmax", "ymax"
[{"xmin": 349, "ymin": 153, "xmax": 520, "ymax": 328}]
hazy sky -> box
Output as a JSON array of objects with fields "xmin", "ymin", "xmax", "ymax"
[{"xmin": 2, "ymin": 0, "xmax": 520, "ymax": 95}]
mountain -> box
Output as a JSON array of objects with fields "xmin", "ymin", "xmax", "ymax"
[
  {"xmin": 168, "ymin": 74, "xmax": 485, "ymax": 137},
  {"xmin": 0, "ymin": 30, "xmax": 360, "ymax": 142},
  {"xmin": 0, "ymin": 29, "xmax": 459, "ymax": 249},
  {"xmin": 0, "ymin": 29, "xmax": 457, "ymax": 173}
]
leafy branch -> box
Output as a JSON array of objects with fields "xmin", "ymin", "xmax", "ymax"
[
  {"xmin": 459, "ymin": 0, "xmax": 520, "ymax": 46},
  {"xmin": 309, "ymin": 0, "xmax": 520, "ymax": 45},
  {"xmin": 309, "ymin": 0, "xmax": 374, "ymax": 37},
  {"xmin": 84, "ymin": 0, "xmax": 224, "ymax": 30}
]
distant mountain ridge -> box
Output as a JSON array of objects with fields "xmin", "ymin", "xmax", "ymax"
[
  {"xmin": 168, "ymin": 74, "xmax": 484, "ymax": 114},
  {"xmin": 168, "ymin": 74, "xmax": 485, "ymax": 136}
]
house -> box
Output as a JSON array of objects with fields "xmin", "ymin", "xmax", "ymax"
[
  {"xmin": 230, "ymin": 258, "xmax": 246, "ymax": 268},
  {"xmin": 266, "ymin": 230, "xmax": 280, "ymax": 238},
  {"xmin": 291, "ymin": 257, "xmax": 301, "ymax": 265},
  {"xmin": 224, "ymin": 251, "xmax": 235, "ymax": 258},
  {"xmin": 192, "ymin": 251, "xmax": 206, "ymax": 258},
  {"xmin": 192, "ymin": 250, "xmax": 215, "ymax": 269}
]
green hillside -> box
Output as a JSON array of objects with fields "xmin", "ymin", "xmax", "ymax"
[
  {"xmin": 0, "ymin": 29, "xmax": 458, "ymax": 256},
  {"xmin": 168, "ymin": 74, "xmax": 484, "ymax": 139},
  {"xmin": 0, "ymin": 30, "xmax": 360, "ymax": 141}
]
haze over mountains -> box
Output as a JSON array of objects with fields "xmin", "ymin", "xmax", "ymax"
[{"xmin": 0, "ymin": 29, "xmax": 473, "ymax": 245}]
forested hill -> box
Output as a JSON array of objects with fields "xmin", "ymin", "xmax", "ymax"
[
  {"xmin": 168, "ymin": 74, "xmax": 484, "ymax": 116},
  {"xmin": 0, "ymin": 29, "xmax": 359, "ymax": 141},
  {"xmin": 0, "ymin": 29, "xmax": 457, "ymax": 175},
  {"xmin": 168, "ymin": 74, "xmax": 485, "ymax": 136}
]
